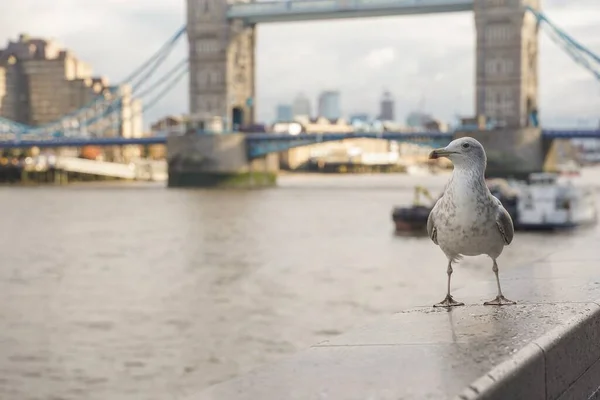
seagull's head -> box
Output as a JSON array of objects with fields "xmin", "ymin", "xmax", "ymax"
[{"xmin": 428, "ymin": 137, "xmax": 487, "ymax": 170}]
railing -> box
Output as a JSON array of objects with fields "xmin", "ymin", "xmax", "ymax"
[
  {"xmin": 245, "ymin": 131, "xmax": 454, "ymax": 157},
  {"xmin": 0, "ymin": 136, "xmax": 167, "ymax": 149},
  {"xmin": 244, "ymin": 131, "xmax": 454, "ymax": 141},
  {"xmin": 0, "ymin": 129, "xmax": 599, "ymax": 150},
  {"xmin": 542, "ymin": 129, "xmax": 600, "ymax": 138}
]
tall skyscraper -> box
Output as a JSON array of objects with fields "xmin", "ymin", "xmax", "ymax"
[
  {"xmin": 317, "ymin": 90, "xmax": 341, "ymax": 120},
  {"xmin": 379, "ymin": 90, "xmax": 395, "ymax": 121},
  {"xmin": 275, "ymin": 104, "xmax": 293, "ymax": 122},
  {"xmin": 292, "ymin": 93, "xmax": 311, "ymax": 118}
]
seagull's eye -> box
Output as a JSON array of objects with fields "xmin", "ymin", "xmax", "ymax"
[{"xmin": 461, "ymin": 143, "xmax": 470, "ymax": 149}]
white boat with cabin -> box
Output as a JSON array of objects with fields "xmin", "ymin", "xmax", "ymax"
[{"xmin": 510, "ymin": 173, "xmax": 597, "ymax": 230}]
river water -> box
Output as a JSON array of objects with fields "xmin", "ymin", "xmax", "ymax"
[{"xmin": 0, "ymin": 171, "xmax": 598, "ymax": 400}]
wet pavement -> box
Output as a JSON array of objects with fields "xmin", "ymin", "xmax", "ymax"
[{"xmin": 195, "ymin": 231, "xmax": 600, "ymax": 400}]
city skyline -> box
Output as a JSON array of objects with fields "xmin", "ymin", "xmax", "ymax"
[
  {"xmin": 1, "ymin": 0, "xmax": 599, "ymax": 129},
  {"xmin": 276, "ymin": 90, "xmax": 396, "ymax": 123}
]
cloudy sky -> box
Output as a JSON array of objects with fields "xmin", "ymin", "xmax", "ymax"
[{"xmin": 1, "ymin": 0, "xmax": 599, "ymax": 128}]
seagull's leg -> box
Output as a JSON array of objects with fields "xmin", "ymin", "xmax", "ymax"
[
  {"xmin": 434, "ymin": 260, "xmax": 464, "ymax": 308},
  {"xmin": 484, "ymin": 259, "xmax": 516, "ymax": 306}
]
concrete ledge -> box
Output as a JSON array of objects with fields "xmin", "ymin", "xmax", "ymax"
[
  {"xmin": 458, "ymin": 304, "xmax": 600, "ymax": 400},
  {"xmin": 192, "ymin": 242, "xmax": 600, "ymax": 400},
  {"xmin": 192, "ymin": 300, "xmax": 600, "ymax": 400}
]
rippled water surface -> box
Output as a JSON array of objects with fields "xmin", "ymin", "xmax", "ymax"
[{"xmin": 0, "ymin": 171, "xmax": 598, "ymax": 399}]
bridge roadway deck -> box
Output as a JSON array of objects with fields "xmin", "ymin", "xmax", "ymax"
[
  {"xmin": 0, "ymin": 129, "xmax": 599, "ymax": 149},
  {"xmin": 191, "ymin": 234, "xmax": 600, "ymax": 399}
]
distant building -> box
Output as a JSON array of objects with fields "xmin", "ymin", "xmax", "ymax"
[
  {"xmin": 275, "ymin": 104, "xmax": 293, "ymax": 122},
  {"xmin": 0, "ymin": 33, "xmax": 142, "ymax": 138},
  {"xmin": 151, "ymin": 115, "xmax": 188, "ymax": 136},
  {"xmin": 406, "ymin": 111, "xmax": 448, "ymax": 132},
  {"xmin": 349, "ymin": 113, "xmax": 370, "ymax": 132},
  {"xmin": 406, "ymin": 111, "xmax": 433, "ymax": 128},
  {"xmin": 317, "ymin": 90, "xmax": 341, "ymax": 120},
  {"xmin": 279, "ymin": 116, "xmax": 389, "ymax": 170},
  {"xmin": 379, "ymin": 91, "xmax": 394, "ymax": 121},
  {"xmin": 293, "ymin": 116, "xmax": 353, "ymax": 134},
  {"xmin": 349, "ymin": 113, "xmax": 369, "ymax": 124},
  {"xmin": 292, "ymin": 93, "xmax": 311, "ymax": 118},
  {"xmin": 423, "ymin": 119, "xmax": 449, "ymax": 132}
]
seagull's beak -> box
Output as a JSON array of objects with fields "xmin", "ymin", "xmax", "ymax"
[{"xmin": 429, "ymin": 148, "xmax": 455, "ymax": 160}]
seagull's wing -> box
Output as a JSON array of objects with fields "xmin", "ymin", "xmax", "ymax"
[
  {"xmin": 493, "ymin": 196, "xmax": 514, "ymax": 245},
  {"xmin": 427, "ymin": 200, "xmax": 440, "ymax": 245}
]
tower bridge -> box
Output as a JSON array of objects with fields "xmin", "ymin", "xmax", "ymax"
[
  {"xmin": 187, "ymin": 0, "xmax": 541, "ymax": 130},
  {"xmin": 171, "ymin": 0, "xmax": 599, "ymax": 186},
  {"xmin": 0, "ymin": 1, "xmax": 599, "ymax": 186}
]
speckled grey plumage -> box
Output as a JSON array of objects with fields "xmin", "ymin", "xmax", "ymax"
[
  {"xmin": 427, "ymin": 137, "xmax": 515, "ymax": 307},
  {"xmin": 428, "ymin": 166, "xmax": 513, "ymax": 262}
]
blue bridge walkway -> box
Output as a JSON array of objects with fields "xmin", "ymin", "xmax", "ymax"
[
  {"xmin": 1, "ymin": 129, "xmax": 599, "ymax": 159},
  {"xmin": 245, "ymin": 130, "xmax": 600, "ymax": 157}
]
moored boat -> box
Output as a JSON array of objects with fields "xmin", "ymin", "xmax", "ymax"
[
  {"xmin": 391, "ymin": 173, "xmax": 597, "ymax": 233},
  {"xmin": 510, "ymin": 173, "xmax": 597, "ymax": 230},
  {"xmin": 392, "ymin": 205, "xmax": 431, "ymax": 232},
  {"xmin": 391, "ymin": 186, "xmax": 438, "ymax": 233}
]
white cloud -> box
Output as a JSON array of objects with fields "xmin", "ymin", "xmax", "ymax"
[
  {"xmin": 1, "ymin": 0, "xmax": 599, "ymax": 127},
  {"xmin": 363, "ymin": 47, "xmax": 396, "ymax": 69}
]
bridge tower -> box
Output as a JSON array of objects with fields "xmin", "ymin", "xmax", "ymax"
[
  {"xmin": 186, "ymin": 0, "xmax": 255, "ymax": 130},
  {"xmin": 168, "ymin": 0, "xmax": 274, "ymax": 187},
  {"xmin": 463, "ymin": 0, "xmax": 548, "ymax": 178},
  {"xmin": 474, "ymin": 0, "xmax": 540, "ymax": 128}
]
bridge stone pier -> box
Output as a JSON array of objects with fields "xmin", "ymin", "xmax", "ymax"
[
  {"xmin": 167, "ymin": 133, "xmax": 278, "ymax": 187},
  {"xmin": 454, "ymin": 127, "xmax": 572, "ymax": 179},
  {"xmin": 455, "ymin": 128, "xmax": 545, "ymax": 179}
]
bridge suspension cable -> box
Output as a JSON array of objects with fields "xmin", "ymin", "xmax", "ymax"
[
  {"xmin": 135, "ymin": 58, "xmax": 189, "ymax": 99},
  {"xmin": 526, "ymin": 6, "xmax": 600, "ymax": 81},
  {"xmin": 2, "ymin": 25, "xmax": 188, "ymax": 139},
  {"xmin": 129, "ymin": 27, "xmax": 187, "ymax": 94},
  {"xmin": 121, "ymin": 25, "xmax": 187, "ymax": 87},
  {"xmin": 79, "ymin": 61, "xmax": 189, "ymax": 139},
  {"xmin": 102, "ymin": 26, "xmax": 188, "ymax": 128},
  {"xmin": 142, "ymin": 62, "xmax": 189, "ymax": 112}
]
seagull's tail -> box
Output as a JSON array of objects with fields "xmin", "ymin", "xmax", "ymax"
[{"xmin": 451, "ymin": 254, "xmax": 464, "ymax": 263}]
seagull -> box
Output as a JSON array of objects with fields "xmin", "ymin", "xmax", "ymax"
[{"xmin": 426, "ymin": 137, "xmax": 516, "ymax": 307}]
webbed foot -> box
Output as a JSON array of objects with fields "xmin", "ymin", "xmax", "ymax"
[
  {"xmin": 433, "ymin": 295, "xmax": 465, "ymax": 308},
  {"xmin": 483, "ymin": 295, "xmax": 516, "ymax": 306}
]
